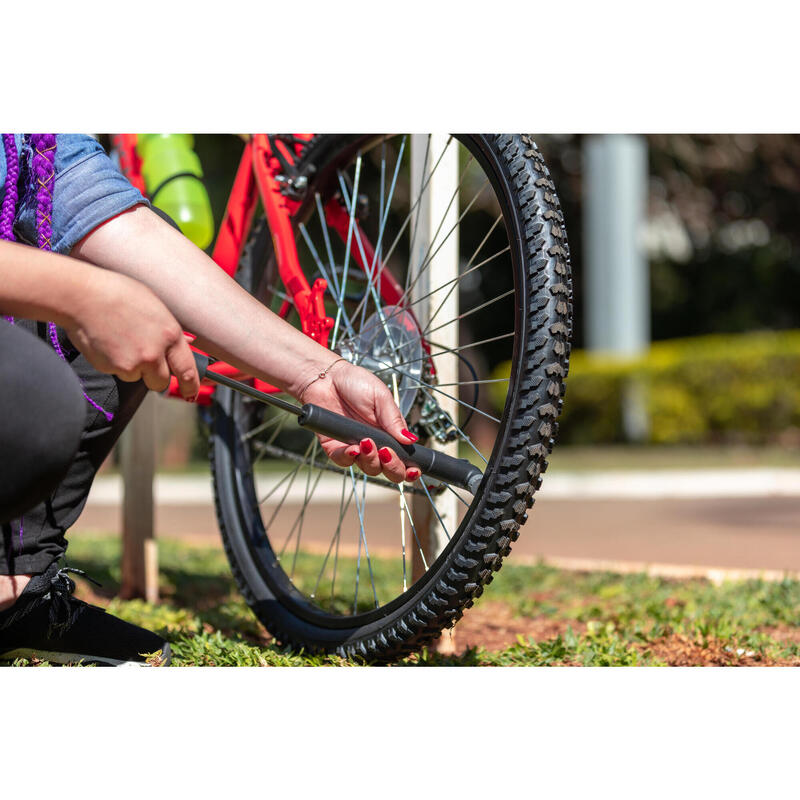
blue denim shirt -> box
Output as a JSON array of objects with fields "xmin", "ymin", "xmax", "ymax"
[{"xmin": 0, "ymin": 134, "xmax": 148, "ymax": 254}]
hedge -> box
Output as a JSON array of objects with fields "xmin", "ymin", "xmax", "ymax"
[{"xmin": 490, "ymin": 331, "xmax": 800, "ymax": 445}]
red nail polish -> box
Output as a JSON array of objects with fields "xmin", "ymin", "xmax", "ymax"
[
  {"xmin": 360, "ymin": 439, "xmax": 373, "ymax": 455},
  {"xmin": 401, "ymin": 428, "xmax": 418, "ymax": 443},
  {"xmin": 378, "ymin": 447, "xmax": 392, "ymax": 464},
  {"xmin": 407, "ymin": 469, "xmax": 420, "ymax": 481},
  {"xmin": 347, "ymin": 447, "xmax": 360, "ymax": 458}
]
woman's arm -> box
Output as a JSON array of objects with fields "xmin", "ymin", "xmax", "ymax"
[
  {"xmin": 0, "ymin": 240, "xmax": 200, "ymax": 399},
  {"xmin": 71, "ymin": 205, "xmax": 417, "ymax": 482}
]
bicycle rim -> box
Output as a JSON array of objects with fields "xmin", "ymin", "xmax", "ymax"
[{"xmin": 211, "ymin": 134, "xmax": 571, "ymax": 655}]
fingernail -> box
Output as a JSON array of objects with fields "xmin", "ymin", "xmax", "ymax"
[
  {"xmin": 407, "ymin": 468, "xmax": 421, "ymax": 481},
  {"xmin": 401, "ymin": 428, "xmax": 418, "ymax": 443},
  {"xmin": 378, "ymin": 447, "xmax": 392, "ymax": 464},
  {"xmin": 347, "ymin": 447, "xmax": 360, "ymax": 458},
  {"xmin": 360, "ymin": 439, "xmax": 373, "ymax": 455}
]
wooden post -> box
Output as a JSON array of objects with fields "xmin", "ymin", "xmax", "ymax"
[
  {"xmin": 410, "ymin": 134, "xmax": 460, "ymax": 654},
  {"xmin": 120, "ymin": 391, "xmax": 158, "ymax": 602}
]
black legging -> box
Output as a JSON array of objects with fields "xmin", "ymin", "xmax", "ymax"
[{"xmin": 0, "ymin": 319, "xmax": 147, "ymax": 574}]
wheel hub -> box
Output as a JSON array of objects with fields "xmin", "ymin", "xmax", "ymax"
[{"xmin": 336, "ymin": 305, "xmax": 424, "ymax": 416}]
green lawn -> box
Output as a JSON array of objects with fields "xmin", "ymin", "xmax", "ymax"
[
  {"xmin": 545, "ymin": 444, "xmax": 800, "ymax": 472},
  {"xmin": 4, "ymin": 536, "xmax": 800, "ymax": 666}
]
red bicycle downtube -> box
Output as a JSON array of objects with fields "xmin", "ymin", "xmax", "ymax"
[{"xmin": 297, "ymin": 404, "xmax": 484, "ymax": 495}]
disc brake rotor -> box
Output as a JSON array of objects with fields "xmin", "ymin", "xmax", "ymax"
[{"xmin": 337, "ymin": 305, "xmax": 423, "ymax": 417}]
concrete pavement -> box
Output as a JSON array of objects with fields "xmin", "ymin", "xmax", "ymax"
[{"xmin": 70, "ymin": 467, "xmax": 800, "ymax": 574}]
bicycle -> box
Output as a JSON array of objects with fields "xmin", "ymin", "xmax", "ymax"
[{"xmin": 112, "ymin": 133, "xmax": 573, "ymax": 662}]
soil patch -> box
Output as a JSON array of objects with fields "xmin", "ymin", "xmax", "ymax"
[
  {"xmin": 448, "ymin": 601, "xmax": 587, "ymax": 654},
  {"xmin": 642, "ymin": 634, "xmax": 800, "ymax": 666}
]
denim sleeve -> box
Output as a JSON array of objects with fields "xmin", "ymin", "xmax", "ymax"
[{"xmin": 15, "ymin": 134, "xmax": 150, "ymax": 255}]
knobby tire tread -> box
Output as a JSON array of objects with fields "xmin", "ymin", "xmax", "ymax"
[{"xmin": 209, "ymin": 134, "xmax": 573, "ymax": 662}]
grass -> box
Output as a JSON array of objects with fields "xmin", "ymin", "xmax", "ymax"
[
  {"xmin": 3, "ymin": 536, "xmax": 800, "ymax": 666},
  {"xmin": 545, "ymin": 443, "xmax": 800, "ymax": 472}
]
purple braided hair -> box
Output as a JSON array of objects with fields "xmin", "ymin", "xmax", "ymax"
[
  {"xmin": 2, "ymin": 134, "xmax": 19, "ymax": 325},
  {"xmin": 1, "ymin": 134, "xmax": 18, "ymax": 242},
  {"xmin": 28, "ymin": 134, "xmax": 113, "ymax": 423}
]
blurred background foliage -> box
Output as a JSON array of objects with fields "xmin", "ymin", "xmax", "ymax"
[{"xmin": 537, "ymin": 134, "xmax": 800, "ymax": 346}]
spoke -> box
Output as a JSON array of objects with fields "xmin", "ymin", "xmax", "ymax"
[
  {"xmin": 379, "ymin": 136, "xmax": 454, "ymax": 272},
  {"xmin": 390, "ymin": 330, "xmax": 516, "ymax": 372},
  {"xmin": 350, "ymin": 467, "xmax": 378, "ymax": 611},
  {"xmin": 442, "ymin": 480, "xmax": 471, "ymax": 507},
  {"xmin": 265, "ymin": 284, "xmax": 292, "ymax": 304},
  {"xmin": 251, "ymin": 409, "xmax": 293, "ymax": 468},
  {"xmin": 331, "ymin": 153, "xmax": 362, "ymax": 348},
  {"xmin": 426, "ymin": 377, "xmax": 510, "ymax": 388},
  {"xmin": 330, "ymin": 470, "xmax": 350, "ymax": 607},
  {"xmin": 337, "ymin": 143, "xmax": 406, "ymax": 348},
  {"xmin": 423, "ymin": 212, "xmax": 504, "ymax": 332},
  {"xmin": 420, "ymin": 481, "xmax": 451, "ymax": 542},
  {"xmin": 315, "ymin": 192, "xmax": 340, "ymax": 289},
  {"xmin": 299, "ymin": 221, "xmax": 357, "ymax": 340},
  {"xmin": 406, "ymin": 134, "xmax": 432, "ymax": 291},
  {"xmin": 257, "ymin": 457, "xmax": 302, "ymax": 506},
  {"xmin": 359, "ymin": 244, "xmax": 511, "ymax": 337},
  {"xmin": 287, "ymin": 468, "xmax": 323, "ymax": 574},
  {"xmin": 311, "ymin": 477, "xmax": 356, "ymax": 601},
  {"xmin": 263, "ymin": 438, "xmax": 315, "ymax": 529},
  {"xmin": 417, "ymin": 387, "xmax": 490, "ymax": 466},
  {"xmin": 392, "ymin": 163, "xmax": 481, "ymax": 316},
  {"xmin": 424, "ymin": 288, "xmax": 516, "ymax": 338},
  {"xmin": 400, "ymin": 370, "xmax": 502, "ymax": 425},
  {"xmin": 371, "ymin": 357, "xmax": 502, "ymax": 426},
  {"xmin": 391, "ymin": 373, "xmax": 426, "ymax": 575},
  {"xmin": 347, "ymin": 135, "xmax": 445, "ymax": 327},
  {"xmin": 281, "ymin": 442, "xmax": 323, "ymax": 576},
  {"xmin": 367, "ymin": 135, "xmax": 406, "ymax": 323},
  {"xmin": 241, "ymin": 411, "xmax": 284, "ymax": 443},
  {"xmin": 398, "ymin": 483, "xmax": 428, "ymax": 572},
  {"xmin": 366, "ymin": 138, "xmax": 389, "ymax": 332}
]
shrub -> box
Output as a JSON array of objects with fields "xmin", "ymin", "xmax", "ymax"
[{"xmin": 490, "ymin": 330, "xmax": 800, "ymax": 445}]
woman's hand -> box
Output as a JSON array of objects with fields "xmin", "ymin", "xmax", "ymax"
[
  {"xmin": 64, "ymin": 269, "xmax": 200, "ymax": 399},
  {"xmin": 0, "ymin": 240, "xmax": 200, "ymax": 399},
  {"xmin": 298, "ymin": 361, "xmax": 421, "ymax": 484}
]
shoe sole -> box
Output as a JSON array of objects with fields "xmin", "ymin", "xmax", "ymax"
[{"xmin": 0, "ymin": 641, "xmax": 172, "ymax": 667}]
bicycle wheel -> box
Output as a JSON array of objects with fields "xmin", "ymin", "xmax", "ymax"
[{"xmin": 210, "ymin": 134, "xmax": 572, "ymax": 661}]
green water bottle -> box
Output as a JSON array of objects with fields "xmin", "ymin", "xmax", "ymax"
[{"xmin": 136, "ymin": 134, "xmax": 214, "ymax": 250}]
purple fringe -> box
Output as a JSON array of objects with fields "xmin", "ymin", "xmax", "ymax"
[
  {"xmin": 2, "ymin": 134, "xmax": 113, "ymax": 421},
  {"xmin": 1, "ymin": 133, "xmax": 18, "ymax": 242},
  {"xmin": 2, "ymin": 134, "xmax": 18, "ymax": 324}
]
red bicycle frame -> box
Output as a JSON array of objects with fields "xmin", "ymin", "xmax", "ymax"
[{"xmin": 112, "ymin": 133, "xmax": 405, "ymax": 405}]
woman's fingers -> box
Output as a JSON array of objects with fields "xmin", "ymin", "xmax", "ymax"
[
  {"xmin": 377, "ymin": 446, "xmax": 407, "ymax": 483},
  {"xmin": 319, "ymin": 436, "xmax": 421, "ymax": 484},
  {"xmin": 141, "ymin": 356, "xmax": 172, "ymax": 393},
  {"xmin": 356, "ymin": 438, "xmax": 381, "ymax": 477},
  {"xmin": 323, "ymin": 440, "xmax": 360, "ymax": 468},
  {"xmin": 165, "ymin": 336, "xmax": 201, "ymax": 400}
]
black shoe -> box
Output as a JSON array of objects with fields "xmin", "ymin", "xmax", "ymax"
[{"xmin": 0, "ymin": 562, "xmax": 171, "ymax": 666}]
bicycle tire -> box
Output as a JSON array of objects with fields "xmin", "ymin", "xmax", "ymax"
[{"xmin": 210, "ymin": 134, "xmax": 572, "ymax": 661}]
